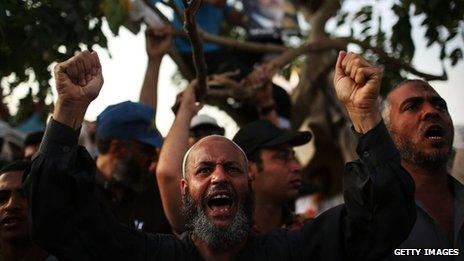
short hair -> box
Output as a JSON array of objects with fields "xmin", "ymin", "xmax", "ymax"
[
  {"xmin": 247, "ymin": 150, "xmax": 264, "ymax": 172},
  {"xmin": 182, "ymin": 135, "xmax": 248, "ymax": 179},
  {"xmin": 381, "ymin": 79, "xmax": 432, "ymax": 128},
  {"xmin": 24, "ymin": 131, "xmax": 44, "ymax": 147},
  {"xmin": 0, "ymin": 160, "xmax": 31, "ymax": 176}
]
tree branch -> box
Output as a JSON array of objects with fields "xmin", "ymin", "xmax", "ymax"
[
  {"xmin": 336, "ymin": 37, "xmax": 448, "ymax": 81},
  {"xmin": 183, "ymin": 0, "xmax": 208, "ymax": 101},
  {"xmin": 141, "ymin": 0, "xmax": 193, "ymax": 79},
  {"xmin": 310, "ymin": 0, "xmax": 340, "ymax": 37},
  {"xmin": 172, "ymin": 30, "xmax": 288, "ymax": 53},
  {"xmin": 142, "ymin": 0, "xmax": 446, "ymax": 81}
]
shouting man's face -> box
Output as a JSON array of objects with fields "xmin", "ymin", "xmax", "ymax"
[
  {"xmin": 386, "ymin": 81, "xmax": 454, "ymax": 167},
  {"xmin": 181, "ymin": 136, "xmax": 253, "ymax": 250}
]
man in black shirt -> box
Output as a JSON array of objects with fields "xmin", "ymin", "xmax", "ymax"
[
  {"xmin": 25, "ymin": 50, "xmax": 416, "ymax": 260},
  {"xmin": 94, "ymin": 101, "xmax": 171, "ymax": 234}
]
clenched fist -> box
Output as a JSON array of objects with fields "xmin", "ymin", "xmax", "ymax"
[
  {"xmin": 333, "ymin": 51, "xmax": 383, "ymax": 133},
  {"xmin": 53, "ymin": 51, "xmax": 103, "ymax": 129}
]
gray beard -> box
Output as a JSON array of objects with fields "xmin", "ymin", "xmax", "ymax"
[
  {"xmin": 182, "ymin": 190, "xmax": 253, "ymax": 250},
  {"xmin": 391, "ymin": 132, "xmax": 452, "ymax": 167},
  {"xmin": 112, "ymin": 155, "xmax": 150, "ymax": 192}
]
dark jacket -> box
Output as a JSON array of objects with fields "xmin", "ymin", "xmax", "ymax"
[{"xmin": 25, "ymin": 120, "xmax": 416, "ymax": 260}]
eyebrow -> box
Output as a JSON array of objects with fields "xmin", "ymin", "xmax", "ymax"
[
  {"xmin": 195, "ymin": 160, "xmax": 242, "ymax": 167},
  {"xmin": 400, "ymin": 95, "xmax": 446, "ymax": 108},
  {"xmin": 400, "ymin": 96, "xmax": 423, "ymax": 108},
  {"xmin": 429, "ymin": 96, "xmax": 446, "ymax": 105}
]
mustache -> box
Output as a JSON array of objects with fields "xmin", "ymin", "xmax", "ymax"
[
  {"xmin": 203, "ymin": 182, "xmax": 236, "ymax": 199},
  {"xmin": 417, "ymin": 119, "xmax": 446, "ymax": 136},
  {"xmin": 112, "ymin": 155, "xmax": 150, "ymax": 192}
]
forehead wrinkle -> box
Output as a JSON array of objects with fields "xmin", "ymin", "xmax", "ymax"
[{"xmin": 182, "ymin": 135, "xmax": 248, "ymax": 178}]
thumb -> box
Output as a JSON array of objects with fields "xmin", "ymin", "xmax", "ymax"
[{"xmin": 334, "ymin": 51, "xmax": 347, "ymax": 83}]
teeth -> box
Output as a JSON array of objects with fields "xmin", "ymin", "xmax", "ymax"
[{"xmin": 212, "ymin": 195, "xmax": 230, "ymax": 200}]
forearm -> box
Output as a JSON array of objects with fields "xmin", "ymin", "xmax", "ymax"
[
  {"xmin": 53, "ymin": 99, "xmax": 89, "ymax": 130},
  {"xmin": 156, "ymin": 108, "xmax": 195, "ymax": 233},
  {"xmin": 139, "ymin": 58, "xmax": 162, "ymax": 114},
  {"xmin": 346, "ymin": 106, "xmax": 382, "ymax": 134}
]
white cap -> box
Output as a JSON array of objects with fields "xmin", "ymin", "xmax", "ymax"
[{"xmin": 190, "ymin": 114, "xmax": 221, "ymax": 130}]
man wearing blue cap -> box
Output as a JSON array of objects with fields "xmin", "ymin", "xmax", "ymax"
[{"xmin": 94, "ymin": 100, "xmax": 171, "ymax": 234}]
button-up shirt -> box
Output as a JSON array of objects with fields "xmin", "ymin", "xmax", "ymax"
[{"xmin": 386, "ymin": 177, "xmax": 464, "ymax": 260}]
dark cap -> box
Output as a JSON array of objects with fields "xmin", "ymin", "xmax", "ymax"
[
  {"xmin": 233, "ymin": 120, "xmax": 311, "ymax": 158},
  {"xmin": 96, "ymin": 101, "xmax": 163, "ymax": 148}
]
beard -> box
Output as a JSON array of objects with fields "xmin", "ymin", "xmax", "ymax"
[
  {"xmin": 112, "ymin": 155, "xmax": 150, "ymax": 192},
  {"xmin": 182, "ymin": 186, "xmax": 253, "ymax": 250},
  {"xmin": 391, "ymin": 131, "xmax": 453, "ymax": 167}
]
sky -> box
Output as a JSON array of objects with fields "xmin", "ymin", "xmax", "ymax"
[
  {"xmin": 6, "ymin": 1, "xmax": 464, "ymax": 139},
  {"xmin": 82, "ymin": 0, "xmax": 464, "ymax": 138}
]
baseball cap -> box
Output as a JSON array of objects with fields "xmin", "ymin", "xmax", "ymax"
[
  {"xmin": 96, "ymin": 101, "xmax": 163, "ymax": 148},
  {"xmin": 190, "ymin": 114, "xmax": 225, "ymax": 134},
  {"xmin": 233, "ymin": 120, "xmax": 311, "ymax": 158}
]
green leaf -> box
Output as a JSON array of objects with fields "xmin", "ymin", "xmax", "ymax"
[{"xmin": 103, "ymin": 0, "xmax": 127, "ymax": 36}]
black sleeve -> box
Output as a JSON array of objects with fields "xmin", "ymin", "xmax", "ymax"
[
  {"xmin": 24, "ymin": 119, "xmax": 164, "ymax": 260},
  {"xmin": 299, "ymin": 121, "xmax": 416, "ymax": 260}
]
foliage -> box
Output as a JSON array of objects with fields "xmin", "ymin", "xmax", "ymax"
[
  {"xmin": 1, "ymin": 0, "xmax": 463, "ymax": 123},
  {"xmin": 0, "ymin": 0, "xmax": 112, "ymax": 124},
  {"xmin": 333, "ymin": 0, "xmax": 463, "ymax": 93}
]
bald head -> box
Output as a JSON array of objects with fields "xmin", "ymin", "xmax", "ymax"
[{"xmin": 182, "ymin": 135, "xmax": 248, "ymax": 179}]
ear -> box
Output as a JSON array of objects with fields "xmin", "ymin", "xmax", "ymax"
[
  {"xmin": 248, "ymin": 162, "xmax": 258, "ymax": 181},
  {"xmin": 181, "ymin": 178, "xmax": 188, "ymax": 197}
]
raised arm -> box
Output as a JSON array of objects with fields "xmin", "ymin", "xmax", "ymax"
[
  {"xmin": 297, "ymin": 52, "xmax": 415, "ymax": 260},
  {"xmin": 334, "ymin": 51, "xmax": 415, "ymax": 259},
  {"xmin": 139, "ymin": 26, "xmax": 172, "ymax": 113},
  {"xmin": 53, "ymin": 51, "xmax": 103, "ymax": 129},
  {"xmin": 25, "ymin": 52, "xmax": 155, "ymax": 260},
  {"xmin": 156, "ymin": 81, "xmax": 201, "ymax": 234}
]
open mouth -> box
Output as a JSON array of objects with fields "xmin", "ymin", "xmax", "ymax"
[
  {"xmin": 1, "ymin": 216, "xmax": 23, "ymax": 228},
  {"xmin": 207, "ymin": 192, "xmax": 235, "ymax": 216},
  {"xmin": 424, "ymin": 125, "xmax": 445, "ymax": 141}
]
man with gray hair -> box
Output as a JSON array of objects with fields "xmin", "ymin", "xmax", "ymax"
[
  {"xmin": 25, "ymin": 50, "xmax": 416, "ymax": 260},
  {"xmin": 381, "ymin": 79, "xmax": 463, "ymax": 260}
]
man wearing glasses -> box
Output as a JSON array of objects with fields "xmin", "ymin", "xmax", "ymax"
[{"xmin": 233, "ymin": 119, "xmax": 311, "ymax": 233}]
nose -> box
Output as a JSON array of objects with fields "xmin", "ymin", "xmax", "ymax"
[
  {"xmin": 421, "ymin": 102, "xmax": 440, "ymax": 121},
  {"xmin": 211, "ymin": 164, "xmax": 228, "ymax": 184},
  {"xmin": 4, "ymin": 193, "xmax": 23, "ymax": 211},
  {"xmin": 288, "ymin": 158, "xmax": 302, "ymax": 174}
]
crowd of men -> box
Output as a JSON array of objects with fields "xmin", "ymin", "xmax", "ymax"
[{"xmin": 0, "ymin": 23, "xmax": 462, "ymax": 261}]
